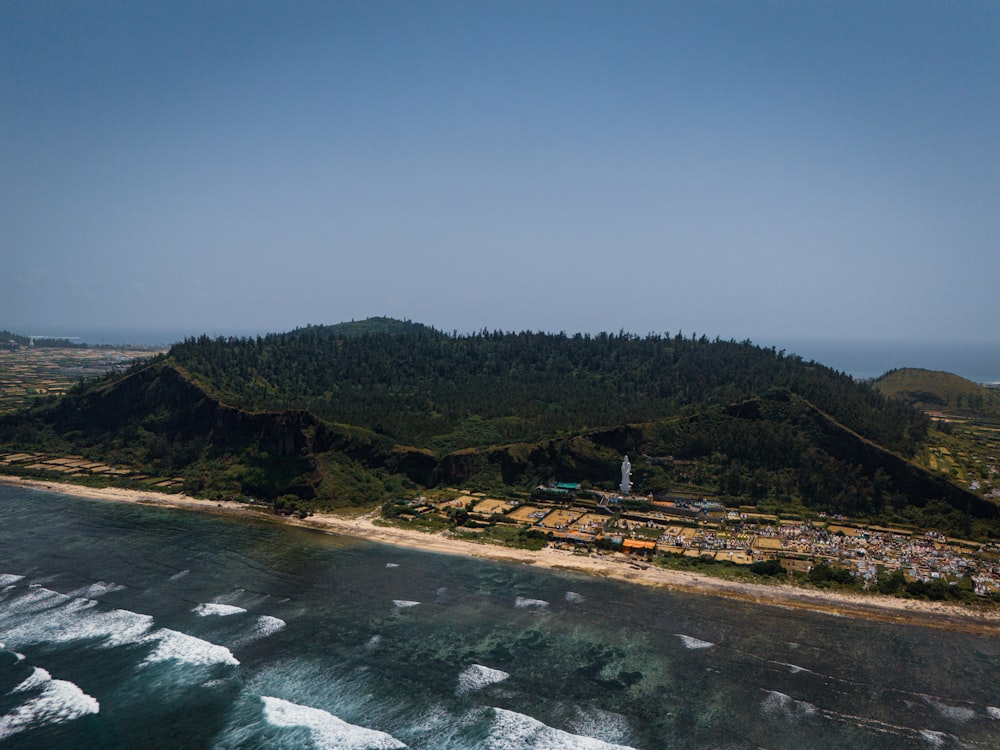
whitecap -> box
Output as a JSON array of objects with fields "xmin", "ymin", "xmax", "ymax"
[
  {"xmin": 456, "ymin": 664, "xmax": 510, "ymax": 695},
  {"xmin": 987, "ymin": 706, "xmax": 1000, "ymax": 719},
  {"xmin": 12, "ymin": 667, "xmax": 53, "ymax": 693},
  {"xmin": 385, "ymin": 563, "xmax": 400, "ymax": 568},
  {"xmin": 231, "ymin": 615, "xmax": 287, "ymax": 648},
  {"xmin": 140, "ymin": 628, "xmax": 239, "ymax": 667},
  {"xmin": 676, "ymin": 635, "xmax": 713, "ymax": 650},
  {"xmin": 255, "ymin": 615, "xmax": 286, "ymax": 636},
  {"xmin": 0, "ymin": 668, "xmax": 99, "ymax": 741},
  {"xmin": 565, "ymin": 592, "xmax": 584, "ymax": 603},
  {"xmin": 261, "ymin": 695, "xmax": 406, "ymax": 749},
  {"xmin": 0, "ymin": 574, "xmax": 25, "ymax": 586},
  {"xmin": 567, "ymin": 707, "xmax": 634, "ymax": 747},
  {"xmin": 922, "ymin": 695, "xmax": 977, "ymax": 723},
  {"xmin": 68, "ymin": 581, "xmax": 126, "ymax": 598},
  {"xmin": 0, "ymin": 586, "xmax": 154, "ymax": 650},
  {"xmin": 193, "ymin": 602, "xmax": 247, "ymax": 617},
  {"xmin": 168, "ymin": 569, "xmax": 190, "ymax": 581},
  {"xmin": 783, "ymin": 663, "xmax": 813, "ymax": 674},
  {"xmin": 485, "ymin": 707, "xmax": 637, "ymax": 749},
  {"xmin": 760, "ymin": 690, "xmax": 818, "ymax": 720},
  {"xmin": 919, "ymin": 729, "xmax": 948, "ymax": 747},
  {"xmin": 514, "ymin": 597, "xmax": 549, "ymax": 609},
  {"xmin": 365, "ymin": 635, "xmax": 382, "ymax": 650},
  {"xmin": 392, "ymin": 600, "xmax": 420, "ymax": 609}
]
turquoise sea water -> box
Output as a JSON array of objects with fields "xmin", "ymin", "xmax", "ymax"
[{"xmin": 1, "ymin": 485, "xmax": 999, "ymax": 749}]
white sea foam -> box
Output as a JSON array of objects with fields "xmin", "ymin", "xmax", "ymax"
[
  {"xmin": 456, "ymin": 664, "xmax": 510, "ymax": 695},
  {"xmin": 365, "ymin": 635, "xmax": 382, "ymax": 650},
  {"xmin": 168, "ymin": 569, "xmax": 190, "ymax": 581},
  {"xmin": 0, "ymin": 668, "xmax": 99, "ymax": 741},
  {"xmin": 760, "ymin": 690, "xmax": 818, "ymax": 720},
  {"xmin": 987, "ymin": 706, "xmax": 1000, "ymax": 719},
  {"xmin": 565, "ymin": 591, "xmax": 584, "ymax": 603},
  {"xmin": 782, "ymin": 662, "xmax": 813, "ymax": 674},
  {"xmin": 514, "ymin": 597, "xmax": 549, "ymax": 609},
  {"xmin": 0, "ymin": 586, "xmax": 154, "ymax": 650},
  {"xmin": 261, "ymin": 696, "xmax": 406, "ymax": 749},
  {"xmin": 0, "ymin": 574, "xmax": 25, "ymax": 586},
  {"xmin": 193, "ymin": 602, "xmax": 247, "ymax": 617},
  {"xmin": 385, "ymin": 563, "xmax": 400, "ymax": 568},
  {"xmin": 256, "ymin": 615, "xmax": 286, "ymax": 636},
  {"xmin": 231, "ymin": 615, "xmax": 287, "ymax": 648},
  {"xmin": 140, "ymin": 628, "xmax": 239, "ymax": 667},
  {"xmin": 12, "ymin": 667, "xmax": 53, "ymax": 693},
  {"xmin": 919, "ymin": 729, "xmax": 948, "ymax": 747},
  {"xmin": 922, "ymin": 695, "xmax": 977, "ymax": 723},
  {"xmin": 485, "ymin": 707, "xmax": 637, "ymax": 749},
  {"xmin": 567, "ymin": 707, "xmax": 634, "ymax": 747},
  {"xmin": 392, "ymin": 600, "xmax": 420, "ymax": 609},
  {"xmin": 68, "ymin": 581, "xmax": 126, "ymax": 598},
  {"xmin": 676, "ymin": 635, "xmax": 713, "ymax": 650}
]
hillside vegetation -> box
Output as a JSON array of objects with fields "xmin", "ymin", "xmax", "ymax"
[
  {"xmin": 874, "ymin": 368, "xmax": 1000, "ymax": 420},
  {"xmin": 1, "ymin": 320, "xmax": 994, "ymax": 536}
]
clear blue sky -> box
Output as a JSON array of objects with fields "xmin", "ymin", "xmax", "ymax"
[{"xmin": 3, "ymin": 1, "xmax": 997, "ymax": 343}]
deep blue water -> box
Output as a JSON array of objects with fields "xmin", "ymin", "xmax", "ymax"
[{"xmin": 1, "ymin": 485, "xmax": 999, "ymax": 749}]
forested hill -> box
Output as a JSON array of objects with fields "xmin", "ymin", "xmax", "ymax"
[
  {"xmin": 169, "ymin": 325, "xmax": 926, "ymax": 455},
  {"xmin": 874, "ymin": 368, "xmax": 1000, "ymax": 419},
  {"xmin": 5, "ymin": 319, "xmax": 992, "ymax": 533}
]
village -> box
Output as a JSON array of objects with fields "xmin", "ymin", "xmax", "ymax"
[{"xmin": 386, "ymin": 478, "xmax": 1000, "ymax": 599}]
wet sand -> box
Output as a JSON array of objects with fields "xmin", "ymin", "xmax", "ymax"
[{"xmin": 4, "ymin": 475, "xmax": 999, "ymax": 637}]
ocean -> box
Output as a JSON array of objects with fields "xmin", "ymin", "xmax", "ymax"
[{"xmin": 1, "ymin": 485, "xmax": 998, "ymax": 749}]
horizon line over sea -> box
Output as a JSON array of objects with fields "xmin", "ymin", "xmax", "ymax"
[{"xmin": 11, "ymin": 325, "xmax": 1000, "ymax": 385}]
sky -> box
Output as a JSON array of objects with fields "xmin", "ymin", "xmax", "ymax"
[{"xmin": 2, "ymin": 1, "xmax": 998, "ymax": 345}]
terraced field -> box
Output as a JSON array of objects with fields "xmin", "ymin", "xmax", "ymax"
[{"xmin": 0, "ymin": 345, "xmax": 162, "ymax": 413}]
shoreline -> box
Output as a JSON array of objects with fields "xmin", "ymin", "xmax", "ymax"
[{"xmin": 3, "ymin": 475, "xmax": 1000, "ymax": 637}]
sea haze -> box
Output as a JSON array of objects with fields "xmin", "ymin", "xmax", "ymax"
[{"xmin": 1, "ymin": 485, "xmax": 998, "ymax": 749}]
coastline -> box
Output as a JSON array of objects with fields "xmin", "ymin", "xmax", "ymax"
[{"xmin": 4, "ymin": 475, "xmax": 1000, "ymax": 637}]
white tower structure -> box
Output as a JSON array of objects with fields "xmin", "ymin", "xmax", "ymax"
[{"xmin": 620, "ymin": 455, "xmax": 631, "ymax": 495}]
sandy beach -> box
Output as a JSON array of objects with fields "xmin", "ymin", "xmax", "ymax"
[{"xmin": 4, "ymin": 475, "xmax": 999, "ymax": 637}]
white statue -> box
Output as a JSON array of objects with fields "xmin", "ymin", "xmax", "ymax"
[{"xmin": 620, "ymin": 455, "xmax": 631, "ymax": 495}]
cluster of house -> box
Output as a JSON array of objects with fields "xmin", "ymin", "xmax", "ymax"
[{"xmin": 398, "ymin": 487, "xmax": 1000, "ymax": 596}]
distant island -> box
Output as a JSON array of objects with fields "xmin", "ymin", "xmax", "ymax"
[{"xmin": 1, "ymin": 318, "xmax": 998, "ymax": 609}]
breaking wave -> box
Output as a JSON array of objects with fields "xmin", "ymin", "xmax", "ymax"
[
  {"xmin": 760, "ymin": 690, "xmax": 818, "ymax": 720},
  {"xmin": 485, "ymin": 707, "xmax": 637, "ymax": 749},
  {"xmin": 261, "ymin": 695, "xmax": 406, "ymax": 749},
  {"xmin": 67, "ymin": 581, "xmax": 126, "ymax": 598},
  {"xmin": 514, "ymin": 597, "xmax": 549, "ymax": 609},
  {"xmin": 676, "ymin": 634, "xmax": 714, "ymax": 650},
  {"xmin": 193, "ymin": 602, "xmax": 247, "ymax": 617},
  {"xmin": 140, "ymin": 628, "xmax": 239, "ymax": 667},
  {"xmin": 0, "ymin": 667, "xmax": 99, "ymax": 741},
  {"xmin": 456, "ymin": 664, "xmax": 510, "ymax": 695}
]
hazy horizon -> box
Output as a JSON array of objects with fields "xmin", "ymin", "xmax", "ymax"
[{"xmin": 3, "ymin": 2, "xmax": 998, "ymax": 344}]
